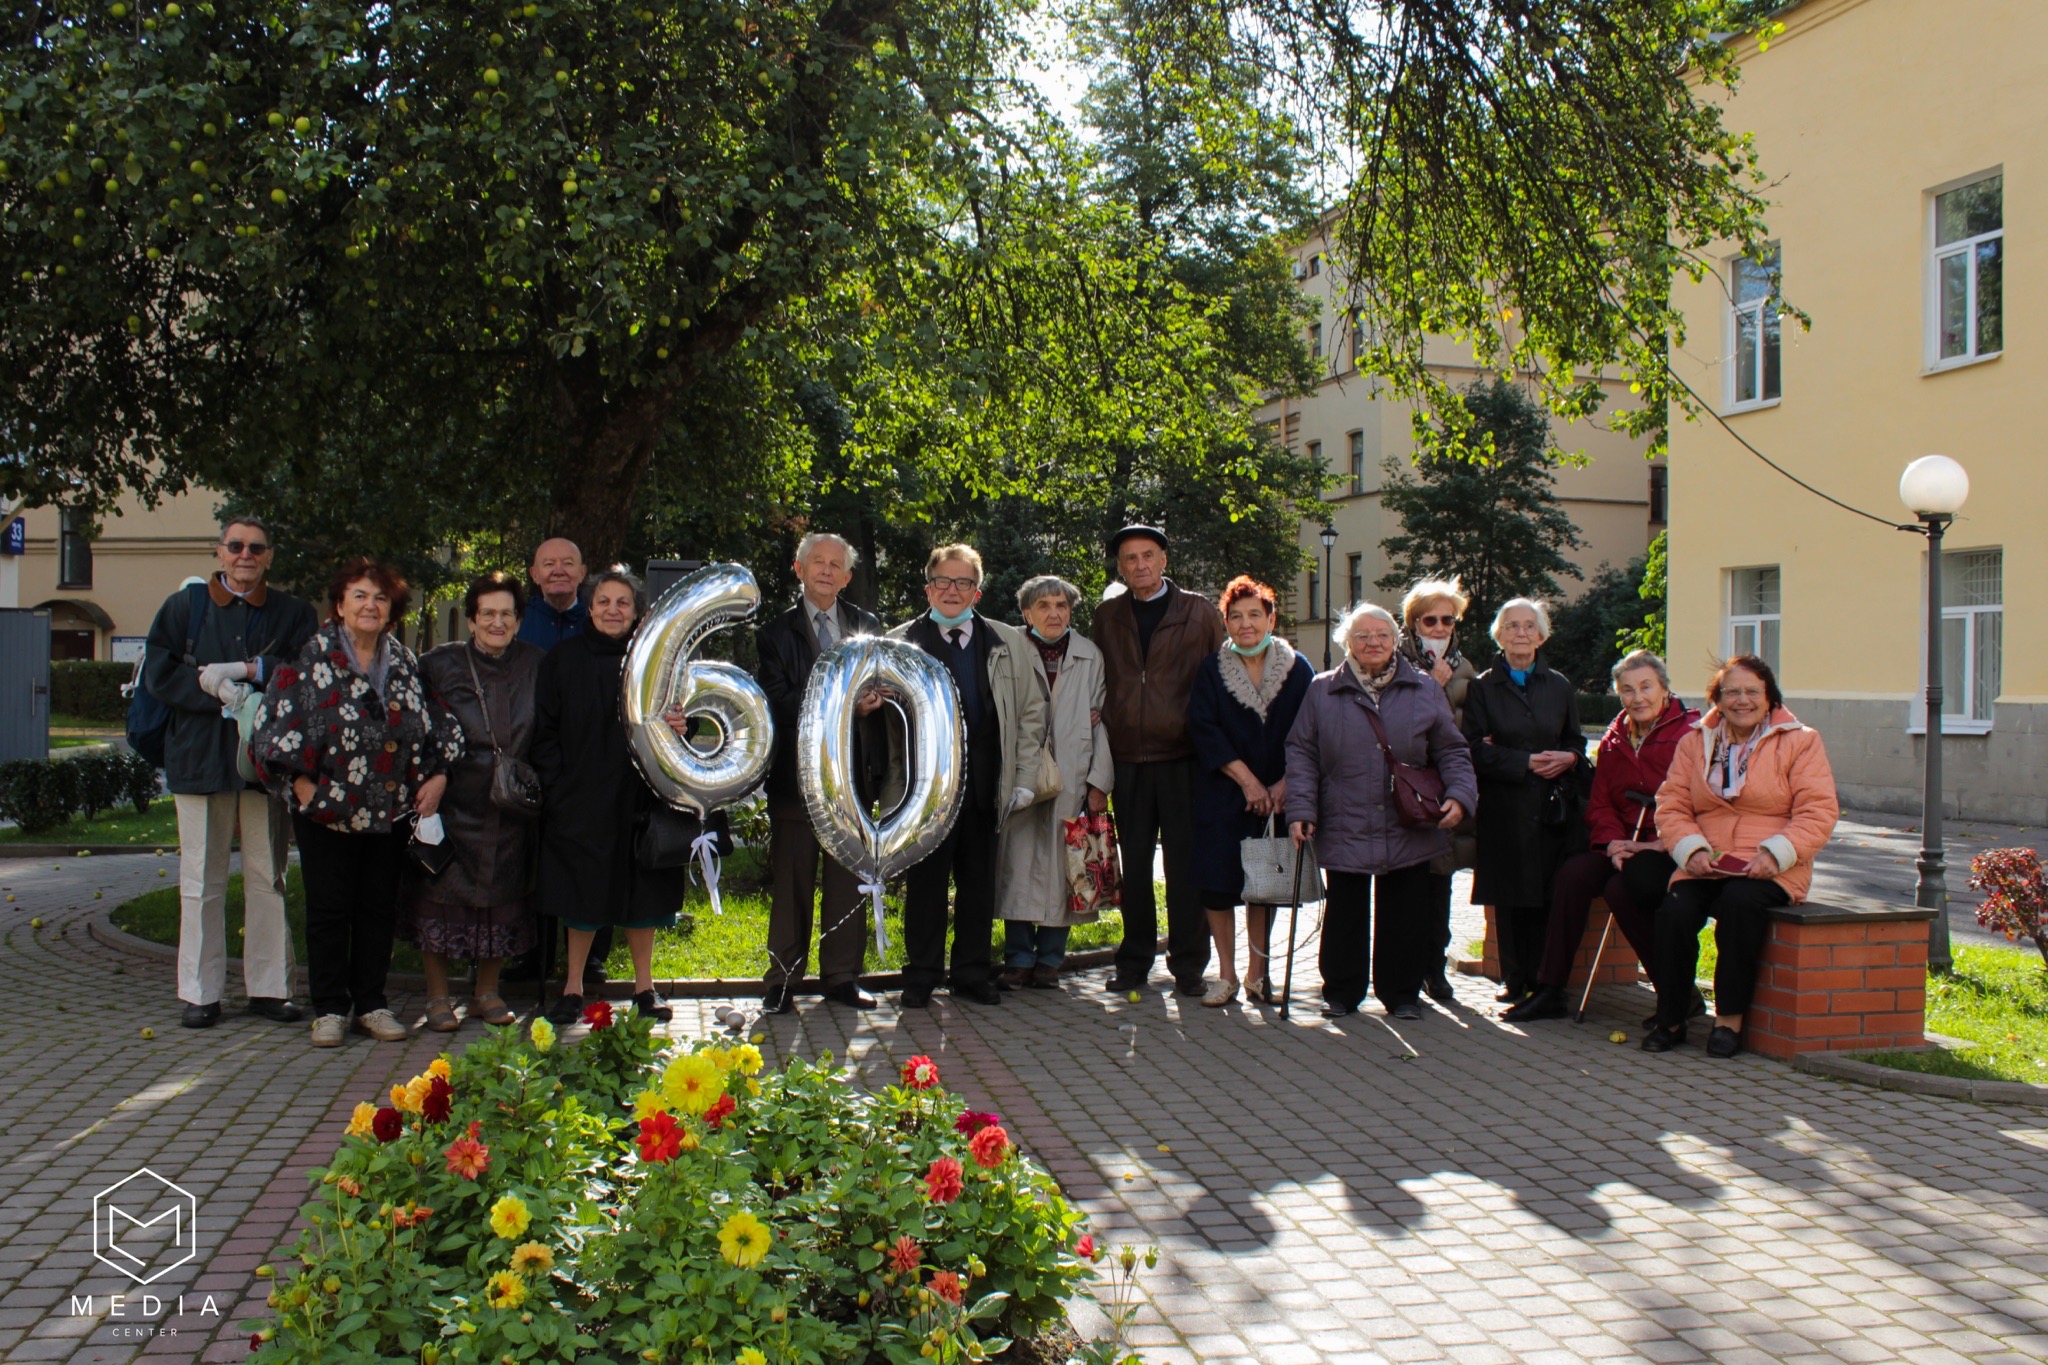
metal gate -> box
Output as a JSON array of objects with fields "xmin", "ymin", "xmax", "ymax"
[{"xmin": 0, "ymin": 608, "xmax": 52, "ymax": 762}]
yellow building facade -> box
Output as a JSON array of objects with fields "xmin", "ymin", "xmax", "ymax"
[
  {"xmin": 0, "ymin": 489, "xmax": 223, "ymax": 662},
  {"xmin": 1261, "ymin": 224, "xmax": 1664, "ymax": 651},
  {"xmin": 1667, "ymin": 0, "xmax": 2043, "ymax": 822}
]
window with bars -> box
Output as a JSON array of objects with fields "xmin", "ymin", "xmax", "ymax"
[
  {"xmin": 1728, "ymin": 246, "xmax": 1782, "ymax": 410},
  {"xmin": 1727, "ymin": 566, "xmax": 1780, "ymax": 675},
  {"xmin": 1348, "ymin": 430, "xmax": 1365, "ymax": 495},
  {"xmin": 58, "ymin": 510, "xmax": 93, "ymax": 589},
  {"xmin": 1930, "ymin": 174, "xmax": 2002, "ymax": 367},
  {"xmin": 1939, "ymin": 548, "xmax": 2002, "ymax": 727},
  {"xmin": 1346, "ymin": 554, "xmax": 1364, "ymax": 610}
]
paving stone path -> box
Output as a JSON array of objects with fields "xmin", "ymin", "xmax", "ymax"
[{"xmin": 3, "ymin": 846, "xmax": 2047, "ymax": 1364}]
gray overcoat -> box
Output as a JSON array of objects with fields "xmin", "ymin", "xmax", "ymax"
[{"xmin": 996, "ymin": 633, "xmax": 1115, "ymax": 926}]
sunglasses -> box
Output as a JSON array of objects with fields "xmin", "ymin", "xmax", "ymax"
[
  {"xmin": 221, "ymin": 540, "xmax": 269, "ymax": 556},
  {"xmin": 1417, "ymin": 614, "xmax": 1457, "ymax": 627}
]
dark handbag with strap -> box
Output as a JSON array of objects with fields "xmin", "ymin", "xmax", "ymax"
[
  {"xmin": 1359, "ymin": 704, "xmax": 1448, "ymax": 829},
  {"xmin": 465, "ymin": 647, "xmax": 542, "ymax": 819},
  {"xmin": 407, "ymin": 817, "xmax": 456, "ymax": 878},
  {"xmin": 635, "ymin": 805, "xmax": 735, "ymax": 871}
]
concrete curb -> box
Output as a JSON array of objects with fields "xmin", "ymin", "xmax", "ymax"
[
  {"xmin": 1793, "ymin": 1050, "xmax": 2048, "ymax": 1109},
  {"xmin": 87, "ymin": 908, "xmax": 1142, "ymax": 1000}
]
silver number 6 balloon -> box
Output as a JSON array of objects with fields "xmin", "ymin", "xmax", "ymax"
[
  {"xmin": 621, "ymin": 563, "xmax": 775, "ymax": 819},
  {"xmin": 799, "ymin": 635, "xmax": 965, "ymax": 954}
]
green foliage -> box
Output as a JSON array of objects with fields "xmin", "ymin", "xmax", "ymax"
[
  {"xmin": 49, "ymin": 660, "xmax": 132, "ymax": 722},
  {"xmin": 1617, "ymin": 530, "xmax": 1669, "ymax": 657},
  {"xmin": 249, "ymin": 1029, "xmax": 1106, "ymax": 1363},
  {"xmin": 1376, "ymin": 379, "xmax": 1585, "ymax": 661},
  {"xmin": 1546, "ymin": 547, "xmax": 1665, "ymax": 692},
  {"xmin": 0, "ymin": 750, "xmax": 155, "ymax": 833}
]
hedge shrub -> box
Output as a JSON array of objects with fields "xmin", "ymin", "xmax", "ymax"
[
  {"xmin": 1576, "ymin": 693, "xmax": 1623, "ymax": 728},
  {"xmin": 51, "ymin": 660, "xmax": 134, "ymax": 723},
  {"xmin": 0, "ymin": 751, "xmax": 158, "ymax": 834}
]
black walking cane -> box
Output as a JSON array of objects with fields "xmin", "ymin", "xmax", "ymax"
[
  {"xmin": 1575, "ymin": 790, "xmax": 1655, "ymax": 1024},
  {"xmin": 1280, "ymin": 834, "xmax": 1312, "ymax": 1022}
]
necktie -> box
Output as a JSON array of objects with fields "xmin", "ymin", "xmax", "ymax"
[
  {"xmin": 948, "ymin": 627, "xmax": 965, "ymax": 651},
  {"xmin": 814, "ymin": 610, "xmax": 835, "ymax": 651}
]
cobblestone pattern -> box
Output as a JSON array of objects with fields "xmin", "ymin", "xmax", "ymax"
[{"xmin": 4, "ymin": 851, "xmax": 2048, "ymax": 1363}]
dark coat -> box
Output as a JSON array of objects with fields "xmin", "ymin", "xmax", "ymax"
[
  {"xmin": 1283, "ymin": 656, "xmax": 1479, "ymax": 877},
  {"xmin": 1091, "ymin": 581, "xmax": 1226, "ymax": 763},
  {"xmin": 516, "ymin": 594, "xmax": 589, "ymax": 651},
  {"xmin": 1586, "ymin": 696, "xmax": 1699, "ymax": 847},
  {"xmin": 404, "ymin": 639, "xmax": 544, "ymax": 909},
  {"xmin": 142, "ymin": 576, "xmax": 317, "ymax": 795},
  {"xmin": 1461, "ymin": 653, "xmax": 1587, "ymax": 907},
  {"xmin": 756, "ymin": 596, "xmax": 883, "ymax": 810},
  {"xmin": 1187, "ymin": 641, "xmax": 1315, "ymax": 901},
  {"xmin": 1398, "ymin": 634, "xmax": 1481, "ymax": 872},
  {"xmin": 530, "ymin": 628, "xmax": 688, "ymax": 926},
  {"xmin": 249, "ymin": 621, "xmax": 466, "ymax": 833}
]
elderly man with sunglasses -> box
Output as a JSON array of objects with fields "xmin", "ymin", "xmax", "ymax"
[{"xmin": 142, "ymin": 517, "xmax": 318, "ymax": 1029}]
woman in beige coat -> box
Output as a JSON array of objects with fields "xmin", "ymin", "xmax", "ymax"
[{"xmin": 996, "ymin": 575, "xmax": 1115, "ymax": 988}]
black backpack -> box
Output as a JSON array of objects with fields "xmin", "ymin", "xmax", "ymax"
[{"xmin": 124, "ymin": 583, "xmax": 211, "ymax": 769}]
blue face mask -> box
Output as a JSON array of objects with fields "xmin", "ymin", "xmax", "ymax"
[
  {"xmin": 1227, "ymin": 634, "xmax": 1273, "ymax": 657},
  {"xmin": 929, "ymin": 605, "xmax": 975, "ymax": 629},
  {"xmin": 1030, "ymin": 625, "xmax": 1069, "ymax": 644}
]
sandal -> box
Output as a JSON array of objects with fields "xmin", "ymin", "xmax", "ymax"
[
  {"xmin": 470, "ymin": 993, "xmax": 517, "ymax": 1027},
  {"xmin": 1243, "ymin": 978, "xmax": 1271, "ymax": 1006},
  {"xmin": 423, "ymin": 997, "xmax": 461, "ymax": 1033},
  {"xmin": 1201, "ymin": 979, "xmax": 1240, "ymax": 1009}
]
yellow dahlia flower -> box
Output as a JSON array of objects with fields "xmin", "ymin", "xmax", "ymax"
[
  {"xmin": 508, "ymin": 1242, "xmax": 554, "ymax": 1278},
  {"xmin": 345, "ymin": 1102, "xmax": 377, "ymax": 1138},
  {"xmin": 662, "ymin": 1053, "xmax": 725, "ymax": 1116},
  {"xmin": 483, "ymin": 1269, "xmax": 525, "ymax": 1310},
  {"xmin": 718, "ymin": 1209, "xmax": 771, "ymax": 1268},
  {"xmin": 488, "ymin": 1195, "xmax": 532, "ymax": 1241}
]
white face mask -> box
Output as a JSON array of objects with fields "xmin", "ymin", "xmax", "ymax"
[{"xmin": 1421, "ymin": 636, "xmax": 1447, "ymax": 663}]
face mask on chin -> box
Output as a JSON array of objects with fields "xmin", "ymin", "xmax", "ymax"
[{"xmin": 1420, "ymin": 636, "xmax": 1447, "ymax": 662}]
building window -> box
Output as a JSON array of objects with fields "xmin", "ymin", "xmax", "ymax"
[
  {"xmin": 1940, "ymin": 548, "xmax": 2002, "ymax": 728},
  {"xmin": 1348, "ymin": 430, "xmax": 1365, "ymax": 496},
  {"xmin": 1306, "ymin": 253, "xmax": 1321, "ymax": 278},
  {"xmin": 1727, "ymin": 566, "xmax": 1780, "ymax": 674},
  {"xmin": 1308, "ymin": 324, "xmax": 1322, "ymax": 361},
  {"xmin": 1350, "ymin": 311, "xmax": 1366, "ymax": 368},
  {"xmin": 1305, "ymin": 439, "xmax": 1322, "ymax": 479},
  {"xmin": 1728, "ymin": 246, "xmax": 1781, "ymax": 410},
  {"xmin": 1648, "ymin": 465, "xmax": 1668, "ymax": 525},
  {"xmin": 1306, "ymin": 567, "xmax": 1321, "ymax": 622},
  {"xmin": 58, "ymin": 510, "xmax": 93, "ymax": 589},
  {"xmin": 1283, "ymin": 411, "xmax": 1301, "ymax": 451},
  {"xmin": 1346, "ymin": 554, "xmax": 1364, "ymax": 610},
  {"xmin": 1930, "ymin": 173, "xmax": 2002, "ymax": 367}
]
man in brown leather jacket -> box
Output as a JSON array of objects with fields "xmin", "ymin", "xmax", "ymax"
[{"xmin": 1091, "ymin": 525, "xmax": 1226, "ymax": 995}]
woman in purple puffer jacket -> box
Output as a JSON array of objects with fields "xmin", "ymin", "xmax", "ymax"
[{"xmin": 1285, "ymin": 603, "xmax": 1478, "ymax": 1020}]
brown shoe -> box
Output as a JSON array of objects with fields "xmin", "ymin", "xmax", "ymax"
[
  {"xmin": 423, "ymin": 997, "xmax": 462, "ymax": 1033},
  {"xmin": 1030, "ymin": 966, "xmax": 1061, "ymax": 989},
  {"xmin": 996, "ymin": 968, "xmax": 1030, "ymax": 991},
  {"xmin": 469, "ymin": 993, "xmax": 517, "ymax": 1027}
]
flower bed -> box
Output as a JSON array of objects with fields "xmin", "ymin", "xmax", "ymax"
[{"xmin": 249, "ymin": 1006, "xmax": 1115, "ymax": 1363}]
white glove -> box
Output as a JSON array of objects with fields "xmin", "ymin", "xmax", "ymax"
[
  {"xmin": 198, "ymin": 661, "xmax": 251, "ymax": 697},
  {"xmin": 216, "ymin": 680, "xmax": 253, "ymax": 712},
  {"xmin": 1010, "ymin": 786, "xmax": 1036, "ymax": 814}
]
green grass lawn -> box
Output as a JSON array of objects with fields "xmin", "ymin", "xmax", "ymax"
[
  {"xmin": 111, "ymin": 845, "xmax": 1129, "ymax": 981},
  {"xmin": 0, "ymin": 801, "xmax": 180, "ymax": 846},
  {"xmin": 1858, "ymin": 944, "xmax": 2048, "ymax": 1085},
  {"xmin": 52, "ymin": 711, "xmax": 123, "ymax": 733}
]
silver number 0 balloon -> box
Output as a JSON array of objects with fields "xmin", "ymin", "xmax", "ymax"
[
  {"xmin": 621, "ymin": 563, "xmax": 775, "ymax": 823},
  {"xmin": 798, "ymin": 635, "xmax": 966, "ymax": 954}
]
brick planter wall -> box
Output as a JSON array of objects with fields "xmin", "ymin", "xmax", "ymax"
[
  {"xmin": 1478, "ymin": 902, "xmax": 1645, "ymax": 987},
  {"xmin": 1744, "ymin": 903, "xmax": 1935, "ymax": 1059}
]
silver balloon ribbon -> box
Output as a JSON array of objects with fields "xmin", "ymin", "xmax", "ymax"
[
  {"xmin": 621, "ymin": 563, "xmax": 775, "ymax": 818},
  {"xmin": 689, "ymin": 831, "xmax": 725, "ymax": 916},
  {"xmin": 857, "ymin": 879, "xmax": 891, "ymax": 958}
]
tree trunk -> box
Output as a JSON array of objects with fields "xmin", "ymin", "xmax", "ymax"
[{"xmin": 544, "ymin": 375, "xmax": 678, "ymax": 570}]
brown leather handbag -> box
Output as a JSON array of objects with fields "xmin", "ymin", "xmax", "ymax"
[{"xmin": 1360, "ymin": 705, "xmax": 1448, "ymax": 829}]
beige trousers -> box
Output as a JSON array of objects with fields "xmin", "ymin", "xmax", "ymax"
[{"xmin": 175, "ymin": 790, "xmax": 295, "ymax": 1004}]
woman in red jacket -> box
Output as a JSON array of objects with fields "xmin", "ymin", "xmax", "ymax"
[{"xmin": 1503, "ymin": 651, "xmax": 1697, "ymax": 1022}]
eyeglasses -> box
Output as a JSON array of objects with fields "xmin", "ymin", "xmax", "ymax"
[
  {"xmin": 927, "ymin": 576, "xmax": 978, "ymax": 592},
  {"xmin": 1719, "ymin": 687, "xmax": 1768, "ymax": 701},
  {"xmin": 1417, "ymin": 614, "xmax": 1457, "ymax": 627},
  {"xmin": 221, "ymin": 540, "xmax": 269, "ymax": 556}
]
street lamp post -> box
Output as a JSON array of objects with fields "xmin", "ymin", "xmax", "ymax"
[
  {"xmin": 1899, "ymin": 454, "xmax": 1970, "ymax": 975},
  {"xmin": 1318, "ymin": 523, "xmax": 1339, "ymax": 668}
]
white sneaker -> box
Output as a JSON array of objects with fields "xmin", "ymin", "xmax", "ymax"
[
  {"xmin": 353, "ymin": 1008, "xmax": 407, "ymax": 1042},
  {"xmin": 1202, "ymin": 979, "xmax": 1240, "ymax": 1009},
  {"xmin": 310, "ymin": 1014, "xmax": 348, "ymax": 1047}
]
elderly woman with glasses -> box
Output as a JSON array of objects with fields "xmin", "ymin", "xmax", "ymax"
[
  {"xmin": 994, "ymin": 575, "xmax": 1114, "ymax": 989},
  {"xmin": 1461, "ymin": 598, "xmax": 1585, "ymax": 1011},
  {"xmin": 1285, "ymin": 604, "xmax": 1477, "ymax": 1019},
  {"xmin": 1398, "ymin": 577, "xmax": 1480, "ymax": 1001}
]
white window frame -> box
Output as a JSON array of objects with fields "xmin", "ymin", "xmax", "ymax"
[
  {"xmin": 1910, "ymin": 546, "xmax": 2001, "ymax": 735},
  {"xmin": 1306, "ymin": 253, "xmax": 1321, "ymax": 278},
  {"xmin": 1925, "ymin": 170, "xmax": 2003, "ymax": 373},
  {"xmin": 1724, "ymin": 246, "xmax": 1782, "ymax": 414},
  {"xmin": 1347, "ymin": 430, "xmax": 1365, "ymax": 495},
  {"xmin": 1724, "ymin": 565, "xmax": 1781, "ymax": 676}
]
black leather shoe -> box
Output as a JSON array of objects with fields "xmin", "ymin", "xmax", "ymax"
[
  {"xmin": 824, "ymin": 982, "xmax": 876, "ymax": 1009},
  {"xmin": 1643, "ymin": 990, "xmax": 1709, "ymax": 1029},
  {"xmin": 949, "ymin": 980, "xmax": 1002, "ymax": 1007},
  {"xmin": 545, "ymin": 992, "xmax": 585, "ymax": 1026},
  {"xmin": 1706, "ymin": 1025, "xmax": 1742, "ymax": 1058},
  {"xmin": 632, "ymin": 989, "xmax": 673, "ymax": 1023},
  {"xmin": 1503, "ymin": 985, "xmax": 1568, "ymax": 1023},
  {"xmin": 1389, "ymin": 1000, "xmax": 1423, "ymax": 1021},
  {"xmin": 1495, "ymin": 984, "xmax": 1529, "ymax": 1005},
  {"xmin": 899, "ymin": 985, "xmax": 933, "ymax": 1009},
  {"xmin": 181, "ymin": 1002, "xmax": 221, "ymax": 1029},
  {"xmin": 1425, "ymin": 968, "xmax": 1455, "ymax": 1003},
  {"xmin": 1319, "ymin": 1001, "xmax": 1358, "ymax": 1019},
  {"xmin": 1105, "ymin": 976, "xmax": 1146, "ymax": 993},
  {"xmin": 1174, "ymin": 978, "xmax": 1208, "ymax": 998},
  {"xmin": 246, "ymin": 997, "xmax": 304, "ymax": 1023},
  {"xmin": 761, "ymin": 984, "xmax": 795, "ymax": 1015},
  {"xmin": 1640, "ymin": 1023, "xmax": 1687, "ymax": 1053}
]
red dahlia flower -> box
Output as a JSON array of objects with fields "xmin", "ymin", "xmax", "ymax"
[
  {"xmin": 889, "ymin": 1235, "xmax": 923, "ymax": 1274},
  {"xmin": 636, "ymin": 1112, "xmax": 683, "ymax": 1164},
  {"xmin": 444, "ymin": 1130, "xmax": 490, "ymax": 1180},
  {"xmin": 968, "ymin": 1124, "xmax": 1011, "ymax": 1169},
  {"xmin": 1075, "ymin": 1234, "xmax": 1096, "ymax": 1261},
  {"xmin": 705, "ymin": 1093, "xmax": 737, "ymax": 1129},
  {"xmin": 370, "ymin": 1107, "xmax": 402, "ymax": 1143},
  {"xmin": 923, "ymin": 1157, "xmax": 964, "ymax": 1204},
  {"xmin": 421, "ymin": 1075, "xmax": 452, "ymax": 1124},
  {"xmin": 581, "ymin": 1000, "xmax": 614, "ymax": 1031},
  {"xmin": 930, "ymin": 1270, "xmax": 964, "ymax": 1305},
  {"xmin": 902, "ymin": 1054, "xmax": 940, "ymax": 1090},
  {"xmin": 953, "ymin": 1110, "xmax": 1002, "ymax": 1136}
]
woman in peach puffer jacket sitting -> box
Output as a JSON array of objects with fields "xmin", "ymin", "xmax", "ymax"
[{"xmin": 1643, "ymin": 654, "xmax": 1839, "ymax": 1059}]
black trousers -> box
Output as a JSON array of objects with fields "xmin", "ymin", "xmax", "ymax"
[
  {"xmin": 1650, "ymin": 876, "xmax": 1791, "ymax": 1027},
  {"xmin": 1426, "ymin": 871, "xmax": 1454, "ymax": 967},
  {"xmin": 1495, "ymin": 903, "xmax": 1551, "ymax": 996},
  {"xmin": 902, "ymin": 802, "xmax": 998, "ymax": 991},
  {"xmin": 1318, "ymin": 863, "xmax": 1435, "ymax": 1009},
  {"xmin": 1536, "ymin": 848, "xmax": 1675, "ymax": 987},
  {"xmin": 295, "ymin": 816, "xmax": 405, "ymax": 1019},
  {"xmin": 1112, "ymin": 757, "xmax": 1211, "ymax": 986},
  {"xmin": 764, "ymin": 804, "xmax": 866, "ymax": 990}
]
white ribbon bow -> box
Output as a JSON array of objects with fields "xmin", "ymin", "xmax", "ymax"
[
  {"xmin": 858, "ymin": 879, "xmax": 891, "ymax": 958},
  {"xmin": 689, "ymin": 831, "xmax": 725, "ymax": 916}
]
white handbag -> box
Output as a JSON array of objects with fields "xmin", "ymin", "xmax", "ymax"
[{"xmin": 1240, "ymin": 815, "xmax": 1321, "ymax": 907}]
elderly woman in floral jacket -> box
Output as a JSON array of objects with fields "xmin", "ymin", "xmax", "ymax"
[{"xmin": 251, "ymin": 559, "xmax": 464, "ymax": 1048}]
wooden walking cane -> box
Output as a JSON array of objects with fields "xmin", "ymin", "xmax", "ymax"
[
  {"xmin": 1280, "ymin": 835, "xmax": 1311, "ymax": 1022},
  {"xmin": 1576, "ymin": 791, "xmax": 1656, "ymax": 1024}
]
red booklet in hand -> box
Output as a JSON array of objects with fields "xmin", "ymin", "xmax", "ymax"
[{"xmin": 1708, "ymin": 851, "xmax": 1752, "ymax": 876}]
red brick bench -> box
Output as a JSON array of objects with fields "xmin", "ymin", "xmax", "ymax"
[{"xmin": 1479, "ymin": 898, "xmax": 1936, "ymax": 1058}]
